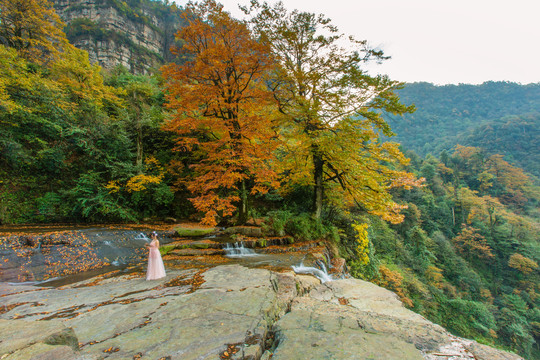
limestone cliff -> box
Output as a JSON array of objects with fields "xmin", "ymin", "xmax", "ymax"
[
  {"xmin": 52, "ymin": 0, "xmax": 184, "ymax": 74},
  {"xmin": 0, "ymin": 265, "xmax": 522, "ymax": 359}
]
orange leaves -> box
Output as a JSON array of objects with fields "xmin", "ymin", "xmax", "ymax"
[
  {"xmin": 162, "ymin": 0, "xmax": 279, "ymax": 225},
  {"xmin": 376, "ymin": 265, "xmax": 413, "ymax": 308},
  {"xmin": 220, "ymin": 344, "xmax": 239, "ymax": 359},
  {"xmin": 452, "ymin": 225, "xmax": 494, "ymax": 260}
]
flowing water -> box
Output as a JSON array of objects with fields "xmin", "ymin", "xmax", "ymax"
[
  {"xmin": 0, "ymin": 225, "xmax": 332, "ymax": 286},
  {"xmin": 223, "ymin": 242, "xmax": 259, "ymax": 257},
  {"xmin": 0, "ymin": 226, "xmax": 169, "ymax": 284},
  {"xmin": 292, "ymin": 262, "xmax": 333, "ymax": 283}
]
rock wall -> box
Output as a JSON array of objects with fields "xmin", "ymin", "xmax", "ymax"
[
  {"xmin": 52, "ymin": 0, "xmax": 183, "ymax": 74},
  {"xmin": 0, "ymin": 265, "xmax": 523, "ymax": 359}
]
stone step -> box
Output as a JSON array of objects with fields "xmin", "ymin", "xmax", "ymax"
[{"xmin": 169, "ymin": 248, "xmax": 225, "ymax": 257}]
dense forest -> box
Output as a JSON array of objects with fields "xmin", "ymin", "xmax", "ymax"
[
  {"xmin": 385, "ymin": 82, "xmax": 540, "ymax": 177},
  {"xmin": 0, "ymin": 0, "xmax": 538, "ymax": 358}
]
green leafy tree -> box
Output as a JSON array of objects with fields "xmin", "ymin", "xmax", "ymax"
[{"xmin": 244, "ymin": 1, "xmax": 421, "ymax": 222}]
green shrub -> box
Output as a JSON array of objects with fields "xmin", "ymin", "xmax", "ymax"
[
  {"xmin": 174, "ymin": 227, "xmax": 215, "ymax": 237},
  {"xmin": 285, "ymin": 214, "xmax": 312, "ymax": 240},
  {"xmin": 443, "ymin": 299, "xmax": 496, "ymax": 339},
  {"xmin": 263, "ymin": 210, "xmax": 293, "ymax": 236},
  {"xmin": 263, "ymin": 211, "xmax": 338, "ymax": 242},
  {"xmin": 65, "ymin": 171, "xmax": 137, "ymax": 222},
  {"xmin": 35, "ymin": 192, "xmax": 68, "ymax": 222},
  {"xmin": 159, "ymin": 244, "xmax": 174, "ymax": 256}
]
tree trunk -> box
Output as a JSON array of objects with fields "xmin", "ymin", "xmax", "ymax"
[
  {"xmin": 237, "ymin": 179, "xmax": 248, "ymax": 225},
  {"xmin": 313, "ymin": 151, "xmax": 324, "ymax": 219},
  {"xmin": 136, "ymin": 125, "xmax": 143, "ymax": 169},
  {"xmin": 134, "ymin": 93, "xmax": 143, "ymax": 169}
]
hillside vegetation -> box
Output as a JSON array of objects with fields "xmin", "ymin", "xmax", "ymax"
[{"xmin": 386, "ymin": 82, "xmax": 540, "ymax": 177}]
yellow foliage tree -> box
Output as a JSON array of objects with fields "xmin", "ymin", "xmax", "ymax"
[
  {"xmin": 0, "ymin": 0, "xmax": 68, "ymax": 63},
  {"xmin": 425, "ymin": 265, "xmax": 444, "ymax": 289},
  {"xmin": 244, "ymin": 1, "xmax": 422, "ymax": 222},
  {"xmin": 106, "ymin": 157, "xmax": 165, "ymax": 193},
  {"xmin": 352, "ymin": 222, "xmax": 370, "ymax": 265},
  {"xmin": 508, "ymin": 253, "xmax": 538, "ymax": 275}
]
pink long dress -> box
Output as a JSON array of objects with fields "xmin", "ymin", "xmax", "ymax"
[{"xmin": 146, "ymin": 239, "xmax": 166, "ymax": 280}]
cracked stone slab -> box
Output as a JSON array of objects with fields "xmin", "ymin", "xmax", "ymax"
[
  {"xmin": 0, "ymin": 265, "xmax": 524, "ymax": 360},
  {"xmin": 270, "ymin": 279, "xmax": 522, "ymax": 360}
]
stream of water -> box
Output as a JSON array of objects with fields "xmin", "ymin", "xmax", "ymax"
[
  {"xmin": 0, "ymin": 226, "xmax": 333, "ymax": 285},
  {"xmin": 0, "ymin": 226, "xmax": 167, "ymax": 284}
]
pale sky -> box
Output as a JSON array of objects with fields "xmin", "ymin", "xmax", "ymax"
[{"xmin": 174, "ymin": 0, "xmax": 540, "ymax": 85}]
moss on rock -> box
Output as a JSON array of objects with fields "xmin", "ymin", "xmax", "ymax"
[{"xmin": 174, "ymin": 227, "xmax": 215, "ymax": 237}]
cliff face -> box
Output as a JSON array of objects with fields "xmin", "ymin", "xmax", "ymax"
[
  {"xmin": 0, "ymin": 265, "xmax": 523, "ymax": 360},
  {"xmin": 52, "ymin": 0, "xmax": 183, "ymax": 74}
]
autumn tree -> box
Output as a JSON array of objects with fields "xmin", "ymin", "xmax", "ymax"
[
  {"xmin": 452, "ymin": 225, "xmax": 494, "ymax": 261},
  {"xmin": 486, "ymin": 154, "xmax": 531, "ymax": 206},
  {"xmin": 162, "ymin": 0, "xmax": 279, "ymax": 225},
  {"xmin": 0, "ymin": 0, "xmax": 68, "ymax": 63},
  {"xmin": 243, "ymin": 1, "xmax": 421, "ymax": 222},
  {"xmin": 508, "ymin": 253, "xmax": 538, "ymax": 275}
]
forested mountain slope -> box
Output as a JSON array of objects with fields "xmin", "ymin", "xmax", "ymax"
[{"xmin": 385, "ymin": 82, "xmax": 540, "ymax": 177}]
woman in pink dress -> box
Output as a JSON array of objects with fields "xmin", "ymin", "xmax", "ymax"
[{"xmin": 145, "ymin": 231, "xmax": 166, "ymax": 280}]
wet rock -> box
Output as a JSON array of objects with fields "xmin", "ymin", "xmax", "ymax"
[
  {"xmin": 174, "ymin": 226, "xmax": 215, "ymax": 237},
  {"xmin": 18, "ymin": 235, "xmax": 37, "ymax": 247},
  {"xmin": 329, "ymin": 257, "xmax": 346, "ymax": 276},
  {"xmin": 225, "ymin": 226, "xmax": 264, "ymax": 237},
  {"xmin": 169, "ymin": 248, "xmax": 225, "ymax": 256}
]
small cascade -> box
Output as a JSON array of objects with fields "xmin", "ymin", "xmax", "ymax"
[
  {"xmin": 223, "ymin": 242, "xmax": 259, "ymax": 258},
  {"xmin": 134, "ymin": 233, "xmax": 150, "ymax": 242},
  {"xmin": 292, "ymin": 262, "xmax": 333, "ymax": 283},
  {"xmin": 111, "ymin": 257, "xmax": 127, "ymax": 266}
]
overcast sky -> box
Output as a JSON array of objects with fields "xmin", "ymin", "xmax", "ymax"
[{"xmin": 174, "ymin": 0, "xmax": 540, "ymax": 85}]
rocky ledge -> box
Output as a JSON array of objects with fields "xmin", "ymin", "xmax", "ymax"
[{"xmin": 0, "ymin": 265, "xmax": 521, "ymax": 360}]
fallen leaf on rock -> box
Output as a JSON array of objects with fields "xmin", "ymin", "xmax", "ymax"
[{"xmin": 338, "ymin": 297, "xmax": 349, "ymax": 305}]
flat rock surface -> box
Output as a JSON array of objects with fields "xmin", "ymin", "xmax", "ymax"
[{"xmin": 0, "ymin": 265, "xmax": 523, "ymax": 360}]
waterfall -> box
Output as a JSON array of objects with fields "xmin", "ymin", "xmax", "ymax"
[
  {"xmin": 292, "ymin": 262, "xmax": 333, "ymax": 283},
  {"xmin": 223, "ymin": 242, "xmax": 259, "ymax": 258},
  {"xmin": 134, "ymin": 233, "xmax": 150, "ymax": 242},
  {"xmin": 111, "ymin": 257, "xmax": 127, "ymax": 266}
]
